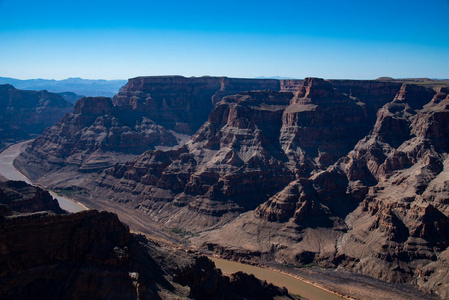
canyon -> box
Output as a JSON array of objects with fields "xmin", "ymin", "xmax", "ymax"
[
  {"xmin": 0, "ymin": 179, "xmax": 293, "ymax": 299},
  {"xmin": 16, "ymin": 76, "xmax": 296, "ymax": 176},
  {"xmin": 13, "ymin": 76, "xmax": 449, "ymax": 298}
]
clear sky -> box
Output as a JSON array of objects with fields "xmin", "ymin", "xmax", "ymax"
[{"xmin": 1, "ymin": 0, "xmax": 448, "ymax": 80}]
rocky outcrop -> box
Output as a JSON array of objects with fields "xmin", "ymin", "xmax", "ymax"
[
  {"xmin": 76, "ymin": 79, "xmax": 404, "ymax": 234},
  {"xmin": 197, "ymin": 83, "xmax": 449, "ymax": 298},
  {"xmin": 281, "ymin": 78, "xmax": 372, "ymax": 169},
  {"xmin": 279, "ymin": 79, "xmax": 304, "ymax": 92},
  {"xmin": 15, "ymin": 96, "xmax": 179, "ymax": 178},
  {"xmin": 0, "ymin": 180, "xmax": 65, "ymax": 215},
  {"xmin": 171, "ymin": 256, "xmax": 292, "ymax": 300},
  {"xmin": 0, "ymin": 181, "xmax": 293, "ymax": 300},
  {"xmin": 0, "ymin": 84, "xmax": 73, "ymax": 149},
  {"xmin": 90, "ymin": 90, "xmax": 296, "ymax": 230},
  {"xmin": 332, "ymin": 84, "xmax": 449, "ymax": 297},
  {"xmin": 113, "ymin": 76, "xmax": 282, "ymax": 133}
]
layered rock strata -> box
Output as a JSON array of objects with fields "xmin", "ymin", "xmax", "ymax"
[
  {"xmin": 16, "ymin": 76, "xmax": 288, "ymax": 178},
  {"xmin": 88, "ymin": 90, "xmax": 296, "ymax": 230},
  {"xmin": 0, "ymin": 182, "xmax": 292, "ymax": 300},
  {"xmin": 0, "ymin": 84, "xmax": 73, "ymax": 149},
  {"xmin": 115, "ymin": 76, "xmax": 284, "ymax": 133},
  {"xmin": 16, "ymin": 96, "xmax": 179, "ymax": 177},
  {"xmin": 84, "ymin": 78, "xmax": 402, "ymax": 231},
  {"xmin": 15, "ymin": 77, "xmax": 449, "ymax": 297},
  {"xmin": 199, "ymin": 84, "xmax": 449, "ymax": 298}
]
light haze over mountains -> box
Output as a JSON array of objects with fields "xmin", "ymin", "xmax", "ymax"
[{"xmin": 0, "ymin": 77, "xmax": 127, "ymax": 98}]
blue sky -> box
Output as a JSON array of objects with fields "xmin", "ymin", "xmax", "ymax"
[{"xmin": 1, "ymin": 0, "xmax": 448, "ymax": 80}]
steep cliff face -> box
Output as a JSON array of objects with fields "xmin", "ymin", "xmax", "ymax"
[
  {"xmin": 280, "ymin": 78, "xmax": 371, "ymax": 170},
  {"xmin": 91, "ymin": 90, "xmax": 296, "ymax": 230},
  {"xmin": 0, "ymin": 182, "xmax": 292, "ymax": 300},
  {"xmin": 0, "ymin": 84, "xmax": 73, "ymax": 149},
  {"xmin": 279, "ymin": 79, "xmax": 304, "ymax": 92},
  {"xmin": 15, "ymin": 76, "xmax": 286, "ymax": 178},
  {"xmin": 198, "ymin": 84, "xmax": 449, "ymax": 298},
  {"xmin": 113, "ymin": 76, "xmax": 282, "ymax": 134},
  {"xmin": 15, "ymin": 96, "xmax": 178, "ymax": 177},
  {"xmin": 114, "ymin": 76, "xmax": 222, "ymax": 134},
  {"xmin": 85, "ymin": 79, "xmax": 403, "ymax": 232}
]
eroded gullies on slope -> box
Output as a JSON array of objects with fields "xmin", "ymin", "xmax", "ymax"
[{"xmin": 13, "ymin": 76, "xmax": 449, "ymax": 298}]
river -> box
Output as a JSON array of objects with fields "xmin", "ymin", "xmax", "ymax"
[
  {"xmin": 0, "ymin": 140, "xmax": 86, "ymax": 213},
  {"xmin": 210, "ymin": 257, "xmax": 344, "ymax": 300}
]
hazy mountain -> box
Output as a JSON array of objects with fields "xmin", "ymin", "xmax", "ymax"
[
  {"xmin": 56, "ymin": 91, "xmax": 85, "ymax": 103},
  {"xmin": 0, "ymin": 77, "xmax": 127, "ymax": 97}
]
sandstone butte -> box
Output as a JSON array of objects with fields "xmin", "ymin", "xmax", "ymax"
[{"xmin": 13, "ymin": 75, "xmax": 449, "ymax": 299}]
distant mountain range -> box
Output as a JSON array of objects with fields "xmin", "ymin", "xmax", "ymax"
[{"xmin": 0, "ymin": 77, "xmax": 127, "ymax": 98}]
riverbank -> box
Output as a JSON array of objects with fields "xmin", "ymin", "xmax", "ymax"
[
  {"xmin": 0, "ymin": 140, "xmax": 87, "ymax": 213},
  {"xmin": 210, "ymin": 256, "xmax": 344, "ymax": 300},
  {"xmin": 208, "ymin": 255, "xmax": 438, "ymax": 300},
  {"xmin": 268, "ymin": 264, "xmax": 438, "ymax": 300}
]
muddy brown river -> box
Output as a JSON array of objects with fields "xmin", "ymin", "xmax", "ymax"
[
  {"xmin": 0, "ymin": 140, "xmax": 86, "ymax": 213},
  {"xmin": 210, "ymin": 257, "xmax": 344, "ymax": 300}
]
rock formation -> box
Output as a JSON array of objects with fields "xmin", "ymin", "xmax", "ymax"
[
  {"xmin": 0, "ymin": 84, "xmax": 73, "ymax": 149},
  {"xmin": 0, "ymin": 180, "xmax": 65, "ymax": 215},
  {"xmin": 15, "ymin": 76, "xmax": 290, "ymax": 179},
  {"xmin": 88, "ymin": 90, "xmax": 296, "ymax": 230},
  {"xmin": 115, "ymin": 76, "xmax": 283, "ymax": 133},
  {"xmin": 77, "ymin": 78, "xmax": 402, "ymax": 231},
  {"xmin": 198, "ymin": 84, "xmax": 449, "ymax": 298},
  {"xmin": 14, "ymin": 76, "xmax": 449, "ymax": 298},
  {"xmin": 16, "ymin": 96, "xmax": 179, "ymax": 177},
  {"xmin": 0, "ymin": 181, "xmax": 292, "ymax": 300}
]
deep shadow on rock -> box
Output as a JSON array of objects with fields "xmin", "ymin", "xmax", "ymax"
[{"xmin": 0, "ymin": 180, "xmax": 294, "ymax": 300}]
